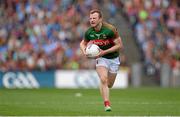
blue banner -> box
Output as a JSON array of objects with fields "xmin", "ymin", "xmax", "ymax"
[{"xmin": 0, "ymin": 71, "xmax": 55, "ymax": 88}]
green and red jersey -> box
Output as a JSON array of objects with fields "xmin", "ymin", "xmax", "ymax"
[{"xmin": 84, "ymin": 22, "xmax": 120, "ymax": 59}]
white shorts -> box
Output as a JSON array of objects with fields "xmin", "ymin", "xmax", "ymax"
[{"xmin": 96, "ymin": 57, "xmax": 120, "ymax": 73}]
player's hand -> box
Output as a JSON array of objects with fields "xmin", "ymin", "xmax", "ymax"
[
  {"xmin": 96, "ymin": 49, "xmax": 105, "ymax": 58},
  {"xmin": 82, "ymin": 48, "xmax": 89, "ymax": 58},
  {"xmin": 85, "ymin": 53, "xmax": 92, "ymax": 58},
  {"xmin": 84, "ymin": 50, "xmax": 94, "ymax": 58},
  {"xmin": 91, "ymin": 49, "xmax": 105, "ymax": 59}
]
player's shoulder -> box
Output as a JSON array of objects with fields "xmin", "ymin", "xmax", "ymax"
[
  {"xmin": 85, "ymin": 27, "xmax": 94, "ymax": 35},
  {"xmin": 84, "ymin": 27, "xmax": 94, "ymax": 40},
  {"xmin": 103, "ymin": 22, "xmax": 117, "ymax": 31},
  {"xmin": 103, "ymin": 22, "xmax": 118, "ymax": 35}
]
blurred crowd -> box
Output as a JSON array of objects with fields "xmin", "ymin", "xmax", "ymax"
[
  {"xmin": 1, "ymin": 0, "xmax": 179, "ymax": 81},
  {"xmin": 0, "ymin": 0, "xmax": 124, "ymax": 71},
  {"xmin": 123, "ymin": 0, "xmax": 180, "ymax": 78},
  {"xmin": 0, "ymin": 0, "xmax": 120, "ymax": 71}
]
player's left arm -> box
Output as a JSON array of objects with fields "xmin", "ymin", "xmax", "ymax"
[{"xmin": 99, "ymin": 36, "xmax": 124, "ymax": 56}]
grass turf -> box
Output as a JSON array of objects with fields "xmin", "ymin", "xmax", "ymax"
[{"xmin": 0, "ymin": 87, "xmax": 180, "ymax": 116}]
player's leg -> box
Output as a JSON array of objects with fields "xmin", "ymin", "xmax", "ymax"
[
  {"xmin": 107, "ymin": 72, "xmax": 117, "ymax": 88},
  {"xmin": 96, "ymin": 66, "xmax": 109, "ymax": 102},
  {"xmin": 96, "ymin": 57, "xmax": 112, "ymax": 111},
  {"xmin": 96, "ymin": 66, "xmax": 111, "ymax": 111},
  {"xmin": 108, "ymin": 57, "xmax": 120, "ymax": 88}
]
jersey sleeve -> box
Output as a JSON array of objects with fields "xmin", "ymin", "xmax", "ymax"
[
  {"xmin": 104, "ymin": 22, "xmax": 119, "ymax": 39},
  {"xmin": 111, "ymin": 26, "xmax": 119, "ymax": 39},
  {"xmin": 84, "ymin": 30, "xmax": 90, "ymax": 42}
]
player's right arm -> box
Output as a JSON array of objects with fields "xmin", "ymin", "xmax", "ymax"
[
  {"xmin": 80, "ymin": 29, "xmax": 91, "ymax": 56},
  {"xmin": 80, "ymin": 39, "xmax": 88, "ymax": 56}
]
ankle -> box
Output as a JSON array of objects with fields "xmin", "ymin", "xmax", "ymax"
[{"xmin": 104, "ymin": 100, "xmax": 110, "ymax": 106}]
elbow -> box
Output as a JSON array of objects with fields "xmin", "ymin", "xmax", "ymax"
[
  {"xmin": 117, "ymin": 37, "xmax": 124, "ymax": 51},
  {"xmin": 121, "ymin": 45, "xmax": 124, "ymax": 50},
  {"xmin": 80, "ymin": 40, "xmax": 83, "ymax": 46},
  {"xmin": 80, "ymin": 40, "xmax": 84, "ymax": 48},
  {"xmin": 119, "ymin": 44, "xmax": 124, "ymax": 51}
]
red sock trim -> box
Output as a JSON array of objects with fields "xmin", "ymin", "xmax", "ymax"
[{"xmin": 104, "ymin": 101, "xmax": 110, "ymax": 106}]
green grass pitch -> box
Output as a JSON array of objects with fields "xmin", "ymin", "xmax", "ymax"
[{"xmin": 0, "ymin": 87, "xmax": 180, "ymax": 116}]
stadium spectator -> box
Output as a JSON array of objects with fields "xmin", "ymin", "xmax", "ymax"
[
  {"xmin": 0, "ymin": 0, "xmax": 179, "ymax": 81},
  {"xmin": 0, "ymin": 0, "xmax": 107, "ymax": 71},
  {"xmin": 123, "ymin": 0, "xmax": 180, "ymax": 81}
]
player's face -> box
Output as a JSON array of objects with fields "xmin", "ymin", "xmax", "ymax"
[{"xmin": 89, "ymin": 13, "xmax": 102, "ymax": 28}]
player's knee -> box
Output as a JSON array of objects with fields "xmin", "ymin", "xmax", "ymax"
[
  {"xmin": 100, "ymin": 77, "xmax": 108, "ymax": 85},
  {"xmin": 108, "ymin": 84, "xmax": 113, "ymax": 88}
]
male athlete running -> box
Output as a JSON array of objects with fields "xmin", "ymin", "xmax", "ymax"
[{"xmin": 80, "ymin": 9, "xmax": 124, "ymax": 111}]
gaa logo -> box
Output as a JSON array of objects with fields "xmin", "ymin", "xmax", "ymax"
[
  {"xmin": 2, "ymin": 72, "xmax": 39, "ymax": 89},
  {"xmin": 74, "ymin": 71, "xmax": 99, "ymax": 88}
]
